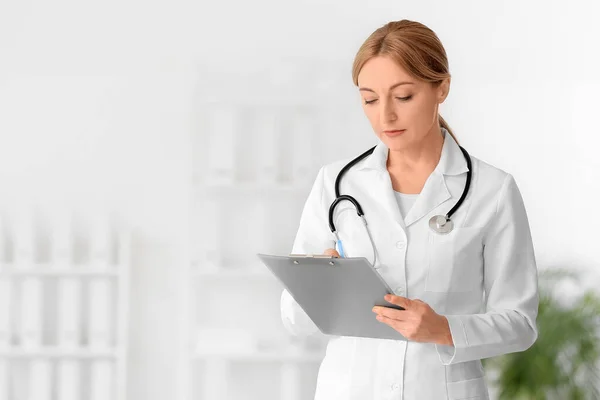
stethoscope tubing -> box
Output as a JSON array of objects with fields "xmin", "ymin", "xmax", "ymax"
[{"xmin": 328, "ymin": 143, "xmax": 472, "ymax": 263}]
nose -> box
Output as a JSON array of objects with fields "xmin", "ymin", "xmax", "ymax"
[{"xmin": 379, "ymin": 99, "xmax": 397, "ymax": 125}]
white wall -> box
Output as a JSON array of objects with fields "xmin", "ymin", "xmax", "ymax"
[{"xmin": 1, "ymin": 0, "xmax": 599, "ymax": 399}]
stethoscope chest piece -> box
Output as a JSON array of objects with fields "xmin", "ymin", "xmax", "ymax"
[{"xmin": 429, "ymin": 215, "xmax": 454, "ymax": 234}]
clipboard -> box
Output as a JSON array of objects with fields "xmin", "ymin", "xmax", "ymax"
[{"xmin": 257, "ymin": 253, "xmax": 408, "ymax": 341}]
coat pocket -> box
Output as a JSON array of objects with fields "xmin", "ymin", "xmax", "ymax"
[
  {"xmin": 446, "ymin": 376, "xmax": 490, "ymax": 400},
  {"xmin": 425, "ymin": 227, "xmax": 484, "ymax": 293}
]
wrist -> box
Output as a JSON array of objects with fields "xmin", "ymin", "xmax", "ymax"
[{"xmin": 438, "ymin": 316, "xmax": 454, "ymax": 346}]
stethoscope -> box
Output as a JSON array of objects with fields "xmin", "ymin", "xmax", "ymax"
[{"xmin": 327, "ymin": 144, "xmax": 472, "ymax": 263}]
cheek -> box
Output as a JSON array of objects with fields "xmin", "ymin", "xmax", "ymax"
[
  {"xmin": 404, "ymin": 99, "xmax": 436, "ymax": 127},
  {"xmin": 405, "ymin": 100, "xmax": 427, "ymax": 119}
]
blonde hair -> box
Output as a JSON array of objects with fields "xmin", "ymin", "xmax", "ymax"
[{"xmin": 352, "ymin": 19, "xmax": 459, "ymax": 144}]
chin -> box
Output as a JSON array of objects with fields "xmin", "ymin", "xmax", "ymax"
[{"xmin": 379, "ymin": 135, "xmax": 409, "ymax": 151}]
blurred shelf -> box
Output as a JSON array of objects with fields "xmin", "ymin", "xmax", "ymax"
[
  {"xmin": 0, "ymin": 263, "xmax": 119, "ymax": 278},
  {"xmin": 0, "ymin": 346, "xmax": 119, "ymax": 359},
  {"xmin": 190, "ymin": 259, "xmax": 277, "ymax": 280},
  {"xmin": 191, "ymin": 267, "xmax": 272, "ymax": 280},
  {"xmin": 194, "ymin": 95, "xmax": 321, "ymax": 108},
  {"xmin": 191, "ymin": 348, "xmax": 324, "ymax": 363},
  {"xmin": 192, "ymin": 179, "xmax": 310, "ymax": 196}
]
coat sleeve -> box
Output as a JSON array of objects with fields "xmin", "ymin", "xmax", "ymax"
[
  {"xmin": 280, "ymin": 166, "xmax": 336, "ymax": 337},
  {"xmin": 435, "ymin": 173, "xmax": 539, "ymax": 365}
]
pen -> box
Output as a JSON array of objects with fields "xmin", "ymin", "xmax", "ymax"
[{"xmin": 336, "ymin": 239, "xmax": 346, "ymax": 258}]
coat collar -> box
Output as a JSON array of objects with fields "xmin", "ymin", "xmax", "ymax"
[
  {"xmin": 355, "ymin": 127, "xmax": 469, "ymax": 176},
  {"xmin": 355, "ymin": 128, "xmax": 470, "ymax": 229}
]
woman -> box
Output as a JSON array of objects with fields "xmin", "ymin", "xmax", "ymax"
[{"xmin": 280, "ymin": 19, "xmax": 539, "ymax": 400}]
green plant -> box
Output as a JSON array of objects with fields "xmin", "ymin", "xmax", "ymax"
[{"xmin": 483, "ymin": 268, "xmax": 600, "ymax": 400}]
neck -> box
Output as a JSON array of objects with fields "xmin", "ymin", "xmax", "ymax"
[{"xmin": 386, "ymin": 125, "xmax": 444, "ymax": 176}]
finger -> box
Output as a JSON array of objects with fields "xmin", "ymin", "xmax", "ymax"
[
  {"xmin": 384, "ymin": 294, "xmax": 412, "ymax": 310},
  {"xmin": 323, "ymin": 248, "xmax": 340, "ymax": 258},
  {"xmin": 376, "ymin": 314, "xmax": 402, "ymax": 330},
  {"xmin": 372, "ymin": 306, "xmax": 407, "ymax": 321}
]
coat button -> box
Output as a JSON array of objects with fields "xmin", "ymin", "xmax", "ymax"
[
  {"xmin": 395, "ymin": 286, "xmax": 405, "ymax": 295},
  {"xmin": 396, "ymin": 241, "xmax": 405, "ymax": 249},
  {"xmin": 391, "ymin": 383, "xmax": 400, "ymax": 391}
]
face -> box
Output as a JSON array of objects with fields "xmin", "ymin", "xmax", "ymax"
[{"xmin": 357, "ymin": 56, "xmax": 450, "ymax": 151}]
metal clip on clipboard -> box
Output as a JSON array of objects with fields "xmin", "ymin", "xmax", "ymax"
[{"xmin": 288, "ymin": 254, "xmax": 337, "ymax": 265}]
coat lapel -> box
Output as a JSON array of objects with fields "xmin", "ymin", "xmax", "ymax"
[
  {"xmin": 403, "ymin": 171, "xmax": 450, "ymax": 227},
  {"xmin": 378, "ymin": 168, "xmax": 407, "ymax": 232},
  {"xmin": 356, "ymin": 128, "xmax": 469, "ymax": 230},
  {"xmin": 354, "ymin": 137, "xmax": 406, "ymax": 231}
]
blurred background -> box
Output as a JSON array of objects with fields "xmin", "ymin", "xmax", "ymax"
[{"xmin": 0, "ymin": 0, "xmax": 599, "ymax": 399}]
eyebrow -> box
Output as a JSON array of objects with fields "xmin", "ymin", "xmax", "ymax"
[{"xmin": 358, "ymin": 81, "xmax": 414, "ymax": 93}]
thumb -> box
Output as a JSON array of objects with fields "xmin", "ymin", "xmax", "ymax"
[{"xmin": 323, "ymin": 248, "xmax": 340, "ymax": 258}]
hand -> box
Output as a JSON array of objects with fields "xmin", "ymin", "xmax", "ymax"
[
  {"xmin": 323, "ymin": 248, "xmax": 340, "ymax": 258},
  {"xmin": 372, "ymin": 295, "xmax": 454, "ymax": 345}
]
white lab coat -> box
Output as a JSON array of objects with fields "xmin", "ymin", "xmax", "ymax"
[{"xmin": 280, "ymin": 128, "xmax": 539, "ymax": 400}]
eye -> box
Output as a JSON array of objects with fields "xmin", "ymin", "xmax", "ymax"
[{"xmin": 364, "ymin": 95, "xmax": 412, "ymax": 105}]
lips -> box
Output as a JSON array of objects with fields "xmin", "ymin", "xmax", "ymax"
[{"xmin": 383, "ymin": 129, "xmax": 406, "ymax": 137}]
